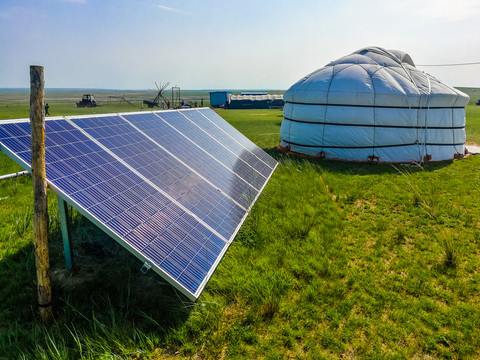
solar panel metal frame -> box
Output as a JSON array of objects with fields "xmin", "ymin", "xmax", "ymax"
[{"xmin": 0, "ymin": 108, "xmax": 277, "ymax": 300}]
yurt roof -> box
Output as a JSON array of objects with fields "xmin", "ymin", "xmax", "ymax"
[{"xmin": 284, "ymin": 46, "xmax": 469, "ymax": 108}]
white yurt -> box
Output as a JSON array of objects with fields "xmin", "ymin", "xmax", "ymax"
[{"xmin": 279, "ymin": 47, "xmax": 470, "ymax": 163}]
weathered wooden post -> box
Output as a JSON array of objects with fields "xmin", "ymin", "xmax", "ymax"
[{"xmin": 30, "ymin": 65, "xmax": 53, "ymax": 323}]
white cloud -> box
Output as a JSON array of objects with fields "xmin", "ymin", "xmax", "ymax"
[{"xmin": 156, "ymin": 4, "xmax": 185, "ymax": 14}]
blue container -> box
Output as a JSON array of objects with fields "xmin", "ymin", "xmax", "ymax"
[{"xmin": 209, "ymin": 91, "xmax": 231, "ymax": 107}]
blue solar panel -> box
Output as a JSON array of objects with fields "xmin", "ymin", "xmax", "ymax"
[
  {"xmin": 70, "ymin": 115, "xmax": 246, "ymax": 240},
  {"xmin": 0, "ymin": 108, "xmax": 277, "ymax": 300},
  {"xmin": 155, "ymin": 111, "xmax": 267, "ymax": 190},
  {"xmin": 197, "ymin": 108, "xmax": 278, "ymax": 169},
  {"xmin": 179, "ymin": 109, "xmax": 274, "ymax": 178},
  {"xmin": 122, "ymin": 112, "xmax": 259, "ymax": 209}
]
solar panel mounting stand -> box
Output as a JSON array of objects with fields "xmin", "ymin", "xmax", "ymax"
[
  {"xmin": 140, "ymin": 261, "xmax": 153, "ymax": 274},
  {"xmin": 0, "ymin": 170, "xmax": 28, "ymax": 181},
  {"xmin": 57, "ymin": 196, "xmax": 73, "ymax": 270}
]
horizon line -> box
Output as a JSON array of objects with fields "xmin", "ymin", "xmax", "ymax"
[{"xmin": 0, "ymin": 87, "xmax": 288, "ymax": 92}]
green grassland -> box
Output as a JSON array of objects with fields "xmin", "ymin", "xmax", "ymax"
[
  {"xmin": 0, "ymin": 98, "xmax": 480, "ymax": 359},
  {"xmin": 457, "ymin": 87, "xmax": 480, "ymax": 106},
  {"xmin": 0, "ymin": 89, "xmax": 214, "ymax": 120},
  {"xmin": 0, "ymin": 88, "xmax": 286, "ymax": 120}
]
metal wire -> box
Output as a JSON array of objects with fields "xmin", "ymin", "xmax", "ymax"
[{"xmin": 417, "ymin": 62, "xmax": 480, "ymax": 67}]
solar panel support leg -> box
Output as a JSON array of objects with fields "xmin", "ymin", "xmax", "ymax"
[{"xmin": 58, "ymin": 197, "xmax": 73, "ymax": 270}]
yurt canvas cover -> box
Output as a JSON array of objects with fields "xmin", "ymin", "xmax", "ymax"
[{"xmin": 279, "ymin": 47, "xmax": 470, "ymax": 163}]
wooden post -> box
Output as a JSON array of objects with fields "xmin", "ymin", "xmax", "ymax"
[{"xmin": 30, "ymin": 65, "xmax": 53, "ymax": 323}]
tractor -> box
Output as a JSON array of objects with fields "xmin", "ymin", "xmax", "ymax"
[{"xmin": 76, "ymin": 94, "xmax": 97, "ymax": 108}]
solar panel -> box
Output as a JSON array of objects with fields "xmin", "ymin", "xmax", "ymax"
[
  {"xmin": 196, "ymin": 108, "xmax": 278, "ymax": 169},
  {"xmin": 0, "ymin": 108, "xmax": 277, "ymax": 300}
]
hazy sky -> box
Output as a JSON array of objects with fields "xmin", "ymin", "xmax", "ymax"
[{"xmin": 1, "ymin": 0, "xmax": 480, "ymax": 90}]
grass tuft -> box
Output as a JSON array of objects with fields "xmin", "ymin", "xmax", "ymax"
[{"xmin": 443, "ymin": 237, "xmax": 459, "ymax": 270}]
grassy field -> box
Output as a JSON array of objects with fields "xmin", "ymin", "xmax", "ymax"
[
  {"xmin": 0, "ymin": 88, "xmax": 286, "ymax": 120},
  {"xmin": 457, "ymin": 87, "xmax": 480, "ymax": 106},
  {"xmin": 0, "ymin": 101, "xmax": 480, "ymax": 359},
  {"xmin": 0, "ymin": 89, "xmax": 213, "ymax": 120}
]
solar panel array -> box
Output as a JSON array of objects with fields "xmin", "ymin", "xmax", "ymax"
[{"xmin": 0, "ymin": 108, "xmax": 277, "ymax": 300}]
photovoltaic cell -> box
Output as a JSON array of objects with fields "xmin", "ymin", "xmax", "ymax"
[
  {"xmin": 196, "ymin": 108, "xmax": 278, "ymax": 169},
  {"xmin": 0, "ymin": 108, "xmax": 277, "ymax": 300},
  {"xmin": 70, "ymin": 115, "xmax": 246, "ymax": 240},
  {"xmin": 122, "ymin": 112, "xmax": 259, "ymax": 209},
  {"xmin": 181, "ymin": 110, "xmax": 274, "ymax": 178},
  {"xmin": 156, "ymin": 111, "xmax": 267, "ymax": 190}
]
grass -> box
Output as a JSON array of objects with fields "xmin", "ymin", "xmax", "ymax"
[
  {"xmin": 0, "ymin": 88, "xmax": 216, "ymax": 120},
  {"xmin": 0, "ymin": 99, "xmax": 480, "ymax": 359},
  {"xmin": 0, "ymin": 101, "xmax": 161, "ymax": 120},
  {"xmin": 465, "ymin": 105, "xmax": 480, "ymax": 144}
]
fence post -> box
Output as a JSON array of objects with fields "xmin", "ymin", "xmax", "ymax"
[{"xmin": 30, "ymin": 65, "xmax": 53, "ymax": 323}]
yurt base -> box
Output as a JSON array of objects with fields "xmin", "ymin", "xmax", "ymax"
[{"xmin": 278, "ymin": 144, "xmax": 469, "ymax": 165}]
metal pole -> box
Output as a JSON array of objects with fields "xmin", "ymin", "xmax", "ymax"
[
  {"xmin": 30, "ymin": 65, "xmax": 53, "ymax": 323},
  {"xmin": 57, "ymin": 196, "xmax": 73, "ymax": 270},
  {"xmin": 0, "ymin": 170, "xmax": 28, "ymax": 181}
]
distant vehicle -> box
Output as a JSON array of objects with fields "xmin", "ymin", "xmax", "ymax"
[{"xmin": 76, "ymin": 94, "xmax": 97, "ymax": 108}]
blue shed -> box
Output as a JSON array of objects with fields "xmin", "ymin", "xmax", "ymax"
[{"xmin": 209, "ymin": 91, "xmax": 231, "ymax": 107}]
